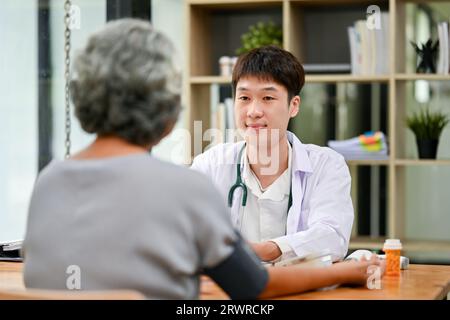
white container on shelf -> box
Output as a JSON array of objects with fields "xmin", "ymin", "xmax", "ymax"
[{"xmin": 219, "ymin": 56, "xmax": 232, "ymax": 76}]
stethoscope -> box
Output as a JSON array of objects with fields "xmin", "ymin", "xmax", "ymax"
[{"xmin": 227, "ymin": 143, "xmax": 293, "ymax": 211}]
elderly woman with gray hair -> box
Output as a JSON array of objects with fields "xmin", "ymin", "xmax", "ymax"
[{"xmin": 23, "ymin": 19, "xmax": 382, "ymax": 299}]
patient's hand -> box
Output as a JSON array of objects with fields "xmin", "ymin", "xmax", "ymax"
[
  {"xmin": 333, "ymin": 254, "xmax": 386, "ymax": 287},
  {"xmin": 250, "ymin": 241, "xmax": 282, "ymax": 262}
]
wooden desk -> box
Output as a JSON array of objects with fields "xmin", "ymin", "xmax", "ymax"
[
  {"xmin": 1, "ymin": 262, "xmax": 449, "ymax": 300},
  {"xmin": 202, "ymin": 264, "xmax": 450, "ymax": 300},
  {"xmin": 0, "ymin": 262, "xmax": 24, "ymax": 291}
]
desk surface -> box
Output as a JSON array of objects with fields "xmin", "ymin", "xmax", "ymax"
[{"xmin": 1, "ymin": 262, "xmax": 449, "ymax": 300}]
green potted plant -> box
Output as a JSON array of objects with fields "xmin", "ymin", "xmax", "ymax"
[
  {"xmin": 236, "ymin": 21, "xmax": 282, "ymax": 55},
  {"xmin": 406, "ymin": 107, "xmax": 449, "ymax": 159}
]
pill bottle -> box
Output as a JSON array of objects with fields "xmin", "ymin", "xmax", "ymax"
[{"xmin": 383, "ymin": 239, "xmax": 402, "ymax": 276}]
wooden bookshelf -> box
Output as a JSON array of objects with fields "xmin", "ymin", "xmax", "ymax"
[
  {"xmin": 188, "ymin": 0, "xmax": 282, "ymax": 7},
  {"xmin": 190, "ymin": 76, "xmax": 231, "ymax": 84},
  {"xmin": 306, "ymin": 74, "xmax": 390, "ymax": 83},
  {"xmin": 395, "ymin": 73, "xmax": 450, "ymax": 81},
  {"xmin": 185, "ymin": 0, "xmax": 450, "ymax": 255},
  {"xmin": 349, "ymin": 237, "xmax": 450, "ymax": 252},
  {"xmin": 395, "ymin": 159, "xmax": 450, "ymax": 166},
  {"xmin": 191, "ymin": 75, "xmax": 390, "ymax": 84},
  {"xmin": 347, "ymin": 159, "xmax": 390, "ymax": 166}
]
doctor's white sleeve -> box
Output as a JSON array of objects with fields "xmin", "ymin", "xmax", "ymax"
[
  {"xmin": 272, "ymin": 155, "xmax": 354, "ymax": 262},
  {"xmin": 190, "ymin": 151, "xmax": 211, "ymax": 176}
]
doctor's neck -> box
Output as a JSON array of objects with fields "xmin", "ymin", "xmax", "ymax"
[{"xmin": 246, "ymin": 137, "xmax": 289, "ymax": 189}]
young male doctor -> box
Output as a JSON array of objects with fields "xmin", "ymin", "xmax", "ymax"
[{"xmin": 191, "ymin": 46, "xmax": 353, "ymax": 263}]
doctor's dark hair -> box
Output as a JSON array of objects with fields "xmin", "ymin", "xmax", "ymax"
[
  {"xmin": 70, "ymin": 19, "xmax": 181, "ymax": 146},
  {"xmin": 232, "ymin": 45, "xmax": 305, "ymax": 101}
]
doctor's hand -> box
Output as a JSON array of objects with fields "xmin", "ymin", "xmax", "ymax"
[{"xmin": 250, "ymin": 241, "xmax": 282, "ymax": 262}]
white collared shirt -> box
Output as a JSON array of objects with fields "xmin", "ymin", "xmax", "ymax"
[{"xmin": 239, "ymin": 141, "xmax": 295, "ymax": 260}]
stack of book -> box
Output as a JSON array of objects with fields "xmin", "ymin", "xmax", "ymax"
[
  {"xmin": 210, "ymin": 84, "xmax": 239, "ymax": 144},
  {"xmin": 210, "ymin": 97, "xmax": 235, "ymax": 144},
  {"xmin": 347, "ymin": 12, "xmax": 390, "ymax": 75},
  {"xmin": 0, "ymin": 239, "xmax": 22, "ymax": 262},
  {"xmin": 327, "ymin": 131, "xmax": 389, "ymax": 160}
]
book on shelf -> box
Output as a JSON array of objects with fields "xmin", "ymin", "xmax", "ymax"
[
  {"xmin": 327, "ymin": 131, "xmax": 389, "ymax": 161},
  {"xmin": 348, "ymin": 12, "xmax": 389, "ymax": 75},
  {"xmin": 348, "ymin": 26, "xmax": 361, "ymax": 75},
  {"xmin": 437, "ymin": 21, "xmax": 450, "ymax": 74},
  {"xmin": 224, "ymin": 97, "xmax": 235, "ymax": 131},
  {"xmin": 224, "ymin": 97, "xmax": 237, "ymax": 142},
  {"xmin": 210, "ymin": 102, "xmax": 226, "ymax": 144},
  {"xmin": 209, "ymin": 84, "xmax": 224, "ymax": 144},
  {"xmin": 210, "ymin": 84, "xmax": 239, "ymax": 144},
  {"xmin": 375, "ymin": 13, "xmax": 389, "ymax": 75}
]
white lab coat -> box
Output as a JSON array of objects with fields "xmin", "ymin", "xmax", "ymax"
[{"xmin": 191, "ymin": 131, "xmax": 354, "ymax": 261}]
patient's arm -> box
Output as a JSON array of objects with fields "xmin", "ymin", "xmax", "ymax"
[{"xmin": 258, "ymin": 255, "xmax": 384, "ymax": 299}]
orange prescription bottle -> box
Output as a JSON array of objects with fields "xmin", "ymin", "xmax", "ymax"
[{"xmin": 383, "ymin": 239, "xmax": 402, "ymax": 276}]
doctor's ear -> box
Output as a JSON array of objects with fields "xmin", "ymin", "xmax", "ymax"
[{"xmin": 289, "ymin": 96, "xmax": 300, "ymax": 118}]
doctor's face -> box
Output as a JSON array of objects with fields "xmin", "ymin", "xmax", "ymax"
[{"xmin": 234, "ymin": 76, "xmax": 300, "ymax": 148}]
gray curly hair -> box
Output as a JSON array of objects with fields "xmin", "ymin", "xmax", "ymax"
[{"xmin": 70, "ymin": 18, "xmax": 181, "ymax": 146}]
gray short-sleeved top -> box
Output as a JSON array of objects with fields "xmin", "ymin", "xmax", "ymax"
[{"xmin": 23, "ymin": 153, "xmax": 240, "ymax": 299}]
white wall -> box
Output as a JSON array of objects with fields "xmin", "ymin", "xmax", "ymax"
[
  {"xmin": 0, "ymin": 0, "xmax": 107, "ymax": 242},
  {"xmin": 151, "ymin": 0, "xmax": 190, "ymax": 165},
  {"xmin": 50, "ymin": 0, "xmax": 106, "ymax": 159},
  {"xmin": 51, "ymin": 0, "xmax": 189, "ymax": 164},
  {"xmin": 0, "ymin": 0, "xmax": 187, "ymax": 242},
  {"xmin": 0, "ymin": 0, "xmax": 38, "ymax": 242}
]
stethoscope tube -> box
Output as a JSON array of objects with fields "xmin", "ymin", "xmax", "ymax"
[
  {"xmin": 228, "ymin": 144, "xmax": 248, "ymax": 207},
  {"xmin": 228, "ymin": 144, "xmax": 293, "ymax": 211}
]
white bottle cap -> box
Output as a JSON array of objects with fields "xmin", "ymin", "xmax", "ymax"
[
  {"xmin": 219, "ymin": 56, "xmax": 231, "ymax": 64},
  {"xmin": 219, "ymin": 56, "xmax": 232, "ymax": 76},
  {"xmin": 383, "ymin": 239, "xmax": 402, "ymax": 250}
]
